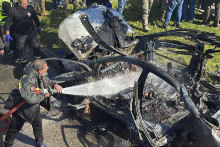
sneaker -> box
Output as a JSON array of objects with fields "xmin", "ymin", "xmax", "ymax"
[
  {"xmin": 162, "ymin": 24, "xmax": 167, "ymax": 29},
  {"xmin": 172, "ymin": 23, "xmax": 180, "ymax": 28},
  {"xmin": 211, "ymin": 23, "xmax": 219, "ymax": 28},
  {"xmin": 14, "ymin": 57, "xmax": 27, "ymax": 63},
  {"xmin": 174, "ymin": 24, "xmax": 180, "ymax": 28},
  {"xmin": 36, "ymin": 141, "xmax": 47, "ymax": 147},
  {"xmin": 143, "ymin": 26, "xmax": 150, "ymax": 32}
]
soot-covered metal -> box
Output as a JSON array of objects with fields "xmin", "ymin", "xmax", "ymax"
[{"xmin": 49, "ymin": 5, "xmax": 220, "ymax": 147}]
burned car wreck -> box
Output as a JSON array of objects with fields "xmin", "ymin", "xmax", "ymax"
[{"xmin": 47, "ymin": 5, "xmax": 220, "ymax": 146}]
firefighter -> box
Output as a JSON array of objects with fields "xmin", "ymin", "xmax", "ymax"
[
  {"xmin": 5, "ymin": 0, "xmax": 41, "ymax": 63},
  {"xmin": 4, "ymin": 59, "xmax": 62, "ymax": 147},
  {"xmin": 0, "ymin": 0, "xmax": 14, "ymax": 54},
  {"xmin": 0, "ymin": 0, "xmax": 13, "ymax": 30}
]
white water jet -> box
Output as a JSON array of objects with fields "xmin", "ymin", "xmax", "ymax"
[{"xmin": 62, "ymin": 71, "xmax": 141, "ymax": 96}]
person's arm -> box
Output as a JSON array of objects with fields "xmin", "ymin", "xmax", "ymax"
[
  {"xmin": 5, "ymin": 7, "xmax": 13, "ymax": 35},
  {"xmin": 0, "ymin": 37, "xmax": 4, "ymax": 55},
  {"xmin": 31, "ymin": 7, "xmax": 40, "ymax": 27},
  {"xmin": 53, "ymin": 84, "xmax": 62, "ymax": 93},
  {"xmin": 49, "ymin": 78, "xmax": 62, "ymax": 93}
]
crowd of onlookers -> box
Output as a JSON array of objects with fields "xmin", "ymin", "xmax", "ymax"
[
  {"xmin": 71, "ymin": 0, "xmax": 219, "ymax": 31},
  {"xmin": 137, "ymin": 0, "xmax": 219, "ymax": 31},
  {"xmin": 102, "ymin": 0, "xmax": 219, "ymax": 31},
  {"xmin": 161, "ymin": 0, "xmax": 220, "ymax": 30},
  {"xmin": 0, "ymin": 0, "xmax": 219, "ymax": 58}
]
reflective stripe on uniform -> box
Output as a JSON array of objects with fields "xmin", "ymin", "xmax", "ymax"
[
  {"xmin": 18, "ymin": 75, "xmax": 27, "ymax": 89},
  {"xmin": 0, "ymin": 0, "xmax": 13, "ymax": 23}
]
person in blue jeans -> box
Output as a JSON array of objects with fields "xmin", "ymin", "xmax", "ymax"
[
  {"xmin": 163, "ymin": 0, "xmax": 184, "ymax": 29},
  {"xmin": 118, "ymin": 0, "xmax": 127, "ymax": 15},
  {"xmin": 182, "ymin": 0, "xmax": 196, "ymax": 23}
]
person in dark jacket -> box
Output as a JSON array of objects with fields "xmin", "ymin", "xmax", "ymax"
[
  {"xmin": 202, "ymin": 0, "xmax": 220, "ymax": 28},
  {"xmin": 4, "ymin": 59, "xmax": 62, "ymax": 147},
  {"xmin": 5, "ymin": 0, "xmax": 42, "ymax": 63},
  {"xmin": 0, "ymin": 0, "xmax": 15, "ymax": 55}
]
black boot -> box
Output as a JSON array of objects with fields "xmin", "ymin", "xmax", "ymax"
[{"xmin": 36, "ymin": 141, "xmax": 47, "ymax": 147}]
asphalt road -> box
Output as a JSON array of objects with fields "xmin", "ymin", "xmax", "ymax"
[{"xmin": 0, "ymin": 52, "xmax": 129, "ymax": 147}]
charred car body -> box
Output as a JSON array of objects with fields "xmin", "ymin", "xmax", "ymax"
[{"xmin": 48, "ymin": 5, "xmax": 220, "ymax": 146}]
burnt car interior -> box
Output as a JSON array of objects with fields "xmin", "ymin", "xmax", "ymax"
[{"xmin": 47, "ymin": 6, "xmax": 220, "ymax": 146}]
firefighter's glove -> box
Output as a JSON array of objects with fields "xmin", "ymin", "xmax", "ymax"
[
  {"xmin": 37, "ymin": 27, "xmax": 41, "ymax": 33},
  {"xmin": 106, "ymin": 3, "xmax": 112, "ymax": 8},
  {"xmin": 43, "ymin": 89, "xmax": 49, "ymax": 94},
  {"xmin": 6, "ymin": 34, "xmax": 12, "ymax": 43}
]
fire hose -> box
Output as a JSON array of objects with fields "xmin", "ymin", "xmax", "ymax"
[{"xmin": 0, "ymin": 100, "xmax": 26, "ymax": 133}]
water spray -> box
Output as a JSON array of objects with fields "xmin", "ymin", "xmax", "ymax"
[{"xmin": 61, "ymin": 71, "xmax": 141, "ymax": 96}]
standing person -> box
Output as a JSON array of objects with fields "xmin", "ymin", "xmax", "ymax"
[
  {"xmin": 29, "ymin": 0, "xmax": 39, "ymax": 10},
  {"xmin": 37, "ymin": 0, "xmax": 48, "ymax": 15},
  {"xmin": 142, "ymin": 0, "xmax": 155, "ymax": 32},
  {"xmin": 202, "ymin": 0, "xmax": 220, "ymax": 28},
  {"xmin": 182, "ymin": 0, "xmax": 196, "ymax": 23},
  {"xmin": 5, "ymin": 0, "xmax": 42, "ymax": 63},
  {"xmin": 163, "ymin": 0, "xmax": 184, "ymax": 29},
  {"xmin": 72, "ymin": 0, "xmax": 79, "ymax": 12},
  {"xmin": 52, "ymin": 0, "xmax": 62, "ymax": 11},
  {"xmin": 118, "ymin": 0, "xmax": 127, "ymax": 15},
  {"xmin": 4, "ymin": 59, "xmax": 63, "ymax": 147},
  {"xmin": 160, "ymin": 0, "xmax": 168, "ymax": 21},
  {"xmin": 0, "ymin": 0, "xmax": 15, "ymax": 54}
]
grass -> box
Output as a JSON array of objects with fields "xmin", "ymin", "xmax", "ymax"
[{"xmin": 37, "ymin": 0, "xmax": 220, "ymax": 73}]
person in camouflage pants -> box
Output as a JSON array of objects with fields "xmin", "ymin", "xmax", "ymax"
[
  {"xmin": 62, "ymin": 0, "xmax": 79, "ymax": 13},
  {"xmin": 160, "ymin": 0, "xmax": 168, "ymax": 21},
  {"xmin": 38, "ymin": 0, "xmax": 47, "ymax": 15},
  {"xmin": 142, "ymin": 0, "xmax": 154, "ymax": 31}
]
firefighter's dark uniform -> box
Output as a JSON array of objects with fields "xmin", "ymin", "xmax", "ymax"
[
  {"xmin": 5, "ymin": 3, "xmax": 41, "ymax": 62},
  {"xmin": 0, "ymin": 0, "xmax": 13, "ymax": 28},
  {"xmin": 4, "ymin": 62, "xmax": 52, "ymax": 147},
  {"xmin": 0, "ymin": 0, "xmax": 14, "ymax": 53}
]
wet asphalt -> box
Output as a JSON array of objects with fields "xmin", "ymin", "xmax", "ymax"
[{"xmin": 0, "ymin": 49, "xmax": 129, "ymax": 147}]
